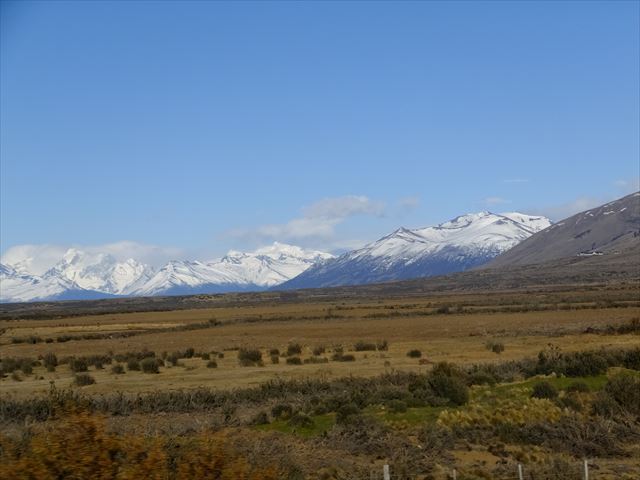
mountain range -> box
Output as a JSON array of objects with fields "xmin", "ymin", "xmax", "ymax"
[
  {"xmin": 0, "ymin": 243, "xmax": 332, "ymax": 302},
  {"xmin": 279, "ymin": 212, "xmax": 550, "ymax": 289},
  {"xmin": 2, "ymin": 192, "xmax": 638, "ymax": 303}
]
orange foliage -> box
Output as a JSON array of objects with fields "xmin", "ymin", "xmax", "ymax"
[{"xmin": 0, "ymin": 412, "xmax": 281, "ymax": 480}]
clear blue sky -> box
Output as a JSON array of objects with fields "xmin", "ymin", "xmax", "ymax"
[{"xmin": 1, "ymin": 0, "xmax": 639, "ymax": 261}]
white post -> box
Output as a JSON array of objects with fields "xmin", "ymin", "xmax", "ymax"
[
  {"xmin": 452, "ymin": 469, "xmax": 457, "ymax": 480},
  {"xmin": 383, "ymin": 464, "xmax": 390, "ymax": 480},
  {"xmin": 583, "ymin": 459, "xmax": 589, "ymax": 480},
  {"xmin": 518, "ymin": 463, "xmax": 523, "ymax": 480}
]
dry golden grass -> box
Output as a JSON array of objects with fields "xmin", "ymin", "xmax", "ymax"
[{"xmin": 1, "ymin": 285, "xmax": 638, "ymax": 398}]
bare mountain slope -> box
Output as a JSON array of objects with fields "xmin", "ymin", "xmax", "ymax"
[{"xmin": 488, "ymin": 192, "xmax": 640, "ymax": 268}]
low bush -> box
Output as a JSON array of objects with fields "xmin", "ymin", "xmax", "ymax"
[
  {"xmin": 271, "ymin": 403, "xmax": 293, "ymax": 420},
  {"xmin": 286, "ymin": 357, "xmax": 302, "ymax": 365},
  {"xmin": 141, "ymin": 358, "xmax": 160, "ymax": 374},
  {"xmin": 206, "ymin": 360, "xmax": 218, "ymax": 368},
  {"xmin": 531, "ymin": 381, "xmax": 558, "ymax": 400},
  {"xmin": 42, "ymin": 353, "xmax": 58, "ymax": 369},
  {"xmin": 111, "ymin": 364, "xmax": 125, "ymax": 374},
  {"xmin": 336, "ymin": 402, "xmax": 361, "ymax": 424},
  {"xmin": 74, "ymin": 374, "xmax": 96, "ymax": 386},
  {"xmin": 331, "ymin": 353, "xmax": 355, "ymax": 362},
  {"xmin": 127, "ymin": 359, "xmax": 140, "ymax": 371},
  {"xmin": 287, "ymin": 412, "xmax": 314, "ymax": 429},
  {"xmin": 269, "ymin": 348, "xmax": 280, "ymax": 356},
  {"xmin": 304, "ymin": 356, "xmax": 328, "ymax": 364},
  {"xmin": 387, "ymin": 399, "xmax": 408, "ymax": 413},
  {"xmin": 286, "ymin": 343, "xmax": 302, "ymax": 356},
  {"xmin": 238, "ymin": 348, "xmax": 262, "ymax": 366},
  {"xmin": 354, "ymin": 341, "xmax": 376, "ymax": 352},
  {"xmin": 604, "ymin": 372, "xmax": 640, "ymax": 415},
  {"xmin": 407, "ymin": 349, "xmax": 422, "ymax": 358},
  {"xmin": 69, "ymin": 358, "xmax": 88, "ymax": 373},
  {"xmin": 376, "ymin": 339, "xmax": 389, "ymax": 351},
  {"xmin": 486, "ymin": 340, "xmax": 505, "ymax": 354},
  {"xmin": 270, "ymin": 355, "xmax": 279, "ymax": 364},
  {"xmin": 312, "ymin": 345, "xmax": 326, "ymax": 356}
]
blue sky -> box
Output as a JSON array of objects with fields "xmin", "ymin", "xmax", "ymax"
[{"xmin": 1, "ymin": 0, "xmax": 638, "ymax": 265}]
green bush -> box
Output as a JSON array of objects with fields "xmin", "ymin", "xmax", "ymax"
[
  {"xmin": 428, "ymin": 372, "xmax": 469, "ymax": 406},
  {"xmin": 531, "ymin": 381, "xmax": 558, "ymax": 400},
  {"xmin": 287, "ymin": 412, "xmax": 315, "ymax": 428},
  {"xmin": 567, "ymin": 381, "xmax": 590, "ymax": 393},
  {"xmin": 286, "ymin": 343, "xmax": 302, "ymax": 356},
  {"xmin": 354, "ymin": 341, "xmax": 376, "ymax": 352},
  {"xmin": 127, "ymin": 359, "xmax": 140, "ymax": 371},
  {"xmin": 69, "ymin": 358, "xmax": 88, "ymax": 373},
  {"xmin": 604, "ymin": 372, "xmax": 640, "ymax": 415},
  {"xmin": 141, "ymin": 357, "xmax": 160, "ymax": 374},
  {"xmin": 111, "ymin": 364, "xmax": 125, "ymax": 374},
  {"xmin": 238, "ymin": 348, "xmax": 262, "ymax": 366},
  {"xmin": 387, "ymin": 399, "xmax": 408, "ymax": 413},
  {"xmin": 74, "ymin": 373, "xmax": 96, "ymax": 386},
  {"xmin": 271, "ymin": 403, "xmax": 293, "ymax": 420},
  {"xmin": 42, "ymin": 352, "xmax": 58, "ymax": 369},
  {"xmin": 336, "ymin": 402, "xmax": 361, "ymax": 424},
  {"xmin": 331, "ymin": 353, "xmax": 355, "ymax": 362}
]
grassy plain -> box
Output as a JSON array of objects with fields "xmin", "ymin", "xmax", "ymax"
[{"xmin": 1, "ymin": 281, "xmax": 639, "ymax": 479}]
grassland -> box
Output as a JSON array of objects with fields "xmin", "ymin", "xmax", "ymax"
[{"xmin": 1, "ymin": 281, "xmax": 639, "ymax": 478}]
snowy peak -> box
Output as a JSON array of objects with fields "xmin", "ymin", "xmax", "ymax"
[
  {"xmin": 280, "ymin": 211, "xmax": 551, "ymax": 289},
  {"xmin": 46, "ymin": 248, "xmax": 155, "ymax": 295},
  {"xmin": 129, "ymin": 243, "xmax": 334, "ymax": 297}
]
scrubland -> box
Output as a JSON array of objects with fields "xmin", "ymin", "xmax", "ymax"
[{"xmin": 1, "ymin": 282, "xmax": 639, "ymax": 478}]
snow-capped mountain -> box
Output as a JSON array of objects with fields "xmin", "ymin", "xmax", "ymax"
[
  {"xmin": 0, "ymin": 243, "xmax": 333, "ymax": 302},
  {"xmin": 0, "ymin": 263, "xmax": 110, "ymax": 303},
  {"xmin": 46, "ymin": 249, "xmax": 155, "ymax": 295},
  {"xmin": 279, "ymin": 212, "xmax": 551, "ymax": 289},
  {"xmin": 131, "ymin": 243, "xmax": 333, "ymax": 296}
]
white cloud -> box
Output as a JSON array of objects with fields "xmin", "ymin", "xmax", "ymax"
[
  {"xmin": 397, "ymin": 196, "xmax": 421, "ymax": 211},
  {"xmin": 227, "ymin": 195, "xmax": 386, "ymax": 247},
  {"xmin": 614, "ymin": 177, "xmax": 640, "ymax": 194},
  {"xmin": 483, "ymin": 196, "xmax": 510, "ymax": 206},
  {"xmin": 1, "ymin": 241, "xmax": 183, "ymax": 275},
  {"xmin": 532, "ymin": 196, "xmax": 606, "ymax": 222}
]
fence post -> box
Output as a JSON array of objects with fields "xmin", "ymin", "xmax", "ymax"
[
  {"xmin": 518, "ymin": 463, "xmax": 523, "ymax": 480},
  {"xmin": 583, "ymin": 459, "xmax": 589, "ymax": 480},
  {"xmin": 383, "ymin": 464, "xmax": 390, "ymax": 480}
]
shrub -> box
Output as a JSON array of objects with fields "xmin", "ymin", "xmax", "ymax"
[
  {"xmin": 604, "ymin": 372, "xmax": 640, "ymax": 415},
  {"xmin": 486, "ymin": 340, "xmax": 505, "ymax": 354},
  {"xmin": 11, "ymin": 371, "xmax": 22, "ymax": 381},
  {"xmin": 206, "ymin": 360, "xmax": 218, "ymax": 368},
  {"xmin": 166, "ymin": 353, "xmax": 180, "ymax": 366},
  {"xmin": 354, "ymin": 341, "xmax": 376, "ymax": 352},
  {"xmin": 387, "ymin": 399, "xmax": 408, "ymax": 413},
  {"xmin": 200, "ymin": 352, "xmax": 210, "ymax": 360},
  {"xmin": 567, "ymin": 381, "xmax": 590, "ymax": 393},
  {"xmin": 271, "ymin": 403, "xmax": 293, "ymax": 420},
  {"xmin": 270, "ymin": 355, "xmax": 279, "ymax": 364},
  {"xmin": 531, "ymin": 381, "xmax": 558, "ymax": 400},
  {"xmin": 183, "ymin": 347, "xmax": 195, "ymax": 358},
  {"xmin": 287, "ymin": 412, "xmax": 314, "ymax": 429},
  {"xmin": 312, "ymin": 345, "xmax": 325, "ymax": 356},
  {"xmin": 141, "ymin": 358, "xmax": 160, "ymax": 374},
  {"xmin": 43, "ymin": 352, "xmax": 58, "ymax": 369},
  {"xmin": 428, "ymin": 372, "xmax": 469, "ymax": 406},
  {"xmin": 74, "ymin": 374, "xmax": 96, "ymax": 386},
  {"xmin": 407, "ymin": 349, "xmax": 422, "ymax": 358},
  {"xmin": 376, "ymin": 339, "xmax": 389, "ymax": 351},
  {"xmin": 69, "ymin": 358, "xmax": 88, "ymax": 373},
  {"xmin": 238, "ymin": 348, "xmax": 262, "ymax": 366},
  {"xmin": 111, "ymin": 364, "xmax": 125, "ymax": 374},
  {"xmin": 286, "ymin": 343, "xmax": 302, "ymax": 356},
  {"xmin": 286, "ymin": 357, "xmax": 302, "ymax": 365},
  {"xmin": 336, "ymin": 403, "xmax": 361, "ymax": 424},
  {"xmin": 331, "ymin": 353, "xmax": 355, "ymax": 362},
  {"xmin": 20, "ymin": 362, "xmax": 33, "ymax": 375},
  {"xmin": 127, "ymin": 359, "xmax": 140, "ymax": 371},
  {"xmin": 251, "ymin": 411, "xmax": 269, "ymax": 425},
  {"xmin": 269, "ymin": 348, "xmax": 280, "ymax": 356},
  {"xmin": 304, "ymin": 356, "xmax": 328, "ymax": 364}
]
